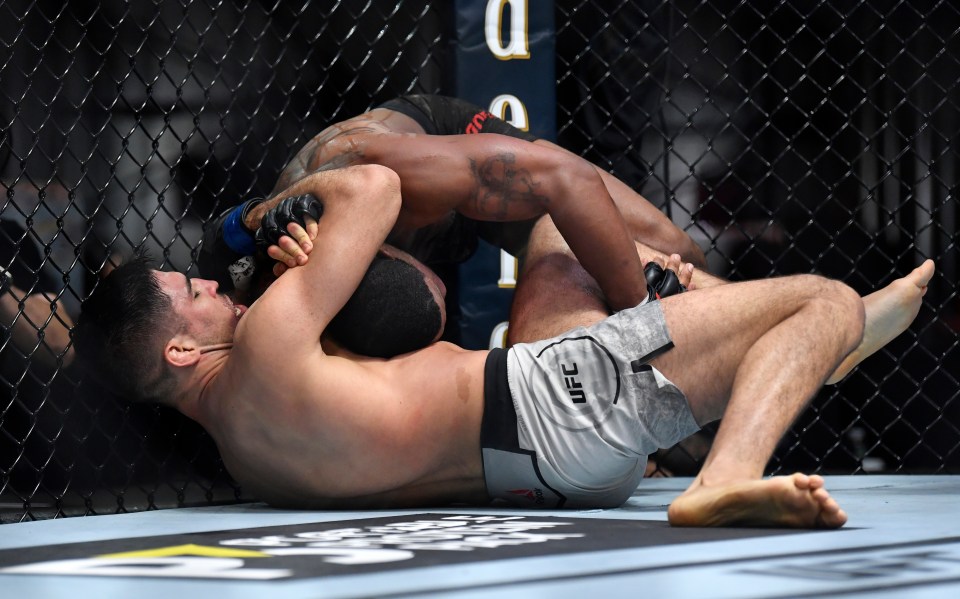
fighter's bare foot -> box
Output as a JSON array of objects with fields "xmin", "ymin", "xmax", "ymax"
[
  {"xmin": 667, "ymin": 473, "xmax": 848, "ymax": 528},
  {"xmin": 827, "ymin": 260, "xmax": 935, "ymax": 384}
]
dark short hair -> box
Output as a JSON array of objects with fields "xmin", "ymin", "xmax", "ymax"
[
  {"xmin": 327, "ymin": 255, "xmax": 442, "ymax": 358},
  {"xmin": 73, "ymin": 255, "xmax": 181, "ymax": 403}
]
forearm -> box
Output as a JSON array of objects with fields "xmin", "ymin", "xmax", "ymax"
[
  {"xmin": 533, "ymin": 139, "xmax": 706, "ymax": 268},
  {"xmin": 1, "ymin": 290, "xmax": 74, "ymax": 369},
  {"xmin": 243, "ymin": 166, "xmax": 402, "ymax": 349},
  {"xmin": 286, "ymin": 166, "xmax": 401, "ymax": 278},
  {"xmin": 542, "ymin": 163, "xmax": 650, "ymax": 311}
]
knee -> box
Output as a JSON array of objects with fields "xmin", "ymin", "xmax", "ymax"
[
  {"xmin": 520, "ymin": 251, "xmax": 594, "ymax": 291},
  {"xmin": 524, "ymin": 216, "xmax": 570, "ymax": 261},
  {"xmin": 805, "ymin": 276, "xmax": 865, "ymax": 349}
]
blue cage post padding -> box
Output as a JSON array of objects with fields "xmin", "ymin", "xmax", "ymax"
[{"xmin": 452, "ymin": 0, "xmax": 556, "ymax": 349}]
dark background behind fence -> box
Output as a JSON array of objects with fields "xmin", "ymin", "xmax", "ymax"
[{"xmin": 1, "ymin": 0, "xmax": 957, "ymax": 522}]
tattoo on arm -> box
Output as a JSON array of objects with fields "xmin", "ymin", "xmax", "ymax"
[
  {"xmin": 313, "ymin": 149, "xmax": 363, "ymax": 172},
  {"xmin": 469, "ymin": 153, "xmax": 548, "ymax": 220},
  {"xmin": 272, "ymin": 125, "xmax": 378, "ymax": 193},
  {"xmin": 273, "ymin": 139, "xmax": 317, "ymax": 193}
]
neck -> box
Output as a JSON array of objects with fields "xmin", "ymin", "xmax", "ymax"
[
  {"xmin": 175, "ymin": 345, "xmax": 232, "ymax": 424},
  {"xmin": 200, "ymin": 342, "xmax": 233, "ymax": 354}
]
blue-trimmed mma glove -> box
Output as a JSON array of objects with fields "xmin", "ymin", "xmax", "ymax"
[
  {"xmin": 197, "ymin": 199, "xmax": 264, "ymax": 292},
  {"xmin": 255, "ymin": 194, "xmax": 323, "ymax": 248},
  {"xmin": 644, "ymin": 261, "xmax": 686, "ymax": 302}
]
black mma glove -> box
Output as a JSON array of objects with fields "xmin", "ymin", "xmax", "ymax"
[
  {"xmin": 255, "ymin": 194, "xmax": 324, "ymax": 248},
  {"xmin": 644, "ymin": 261, "xmax": 686, "ymax": 301}
]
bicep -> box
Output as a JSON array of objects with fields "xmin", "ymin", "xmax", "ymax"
[
  {"xmin": 250, "ymin": 166, "xmax": 402, "ymax": 345},
  {"xmin": 357, "ymin": 133, "xmax": 561, "ymax": 226}
]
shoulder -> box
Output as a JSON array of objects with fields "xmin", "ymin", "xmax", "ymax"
[
  {"xmin": 298, "ymin": 117, "xmax": 413, "ymax": 175},
  {"xmin": 313, "ymin": 114, "xmax": 403, "ymax": 146},
  {"xmin": 275, "ymin": 116, "xmax": 399, "ymax": 190}
]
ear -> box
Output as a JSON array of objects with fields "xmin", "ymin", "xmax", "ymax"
[{"xmin": 164, "ymin": 334, "xmax": 201, "ymax": 368}]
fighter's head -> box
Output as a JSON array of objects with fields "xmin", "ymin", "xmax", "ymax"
[
  {"xmin": 74, "ymin": 255, "xmax": 177, "ymax": 402},
  {"xmin": 327, "ymin": 245, "xmax": 446, "ymax": 358},
  {"xmin": 74, "ymin": 255, "xmax": 244, "ymax": 403}
]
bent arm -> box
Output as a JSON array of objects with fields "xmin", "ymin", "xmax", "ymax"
[
  {"xmin": 1, "ymin": 287, "xmax": 74, "ymax": 371},
  {"xmin": 242, "ymin": 165, "xmax": 403, "ymax": 349},
  {"xmin": 347, "ymin": 132, "xmax": 650, "ymax": 311},
  {"xmin": 533, "ymin": 139, "xmax": 707, "ymax": 268}
]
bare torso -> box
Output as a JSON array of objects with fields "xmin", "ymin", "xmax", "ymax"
[{"xmin": 200, "ymin": 339, "xmax": 490, "ymax": 509}]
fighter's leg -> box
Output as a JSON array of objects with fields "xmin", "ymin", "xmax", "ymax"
[
  {"xmin": 507, "ymin": 219, "xmax": 606, "ymax": 344},
  {"xmin": 646, "ymin": 275, "xmax": 865, "ymax": 528},
  {"xmin": 508, "ymin": 217, "xmax": 698, "ymax": 345},
  {"xmin": 630, "ymin": 241, "xmax": 933, "ymax": 384}
]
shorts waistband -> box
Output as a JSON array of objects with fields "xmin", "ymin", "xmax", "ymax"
[
  {"xmin": 480, "ymin": 348, "xmax": 567, "ymax": 508},
  {"xmin": 481, "ymin": 348, "xmax": 518, "ymax": 452}
]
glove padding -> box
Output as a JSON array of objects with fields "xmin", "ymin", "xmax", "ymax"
[
  {"xmin": 255, "ymin": 194, "xmax": 323, "ymax": 248},
  {"xmin": 644, "ymin": 261, "xmax": 686, "ymax": 301}
]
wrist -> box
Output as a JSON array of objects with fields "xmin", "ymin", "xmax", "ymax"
[
  {"xmin": 241, "ymin": 199, "xmax": 265, "ymax": 231},
  {"xmin": 222, "ymin": 199, "xmax": 264, "ymax": 255}
]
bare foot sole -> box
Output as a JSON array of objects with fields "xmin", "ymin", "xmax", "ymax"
[
  {"xmin": 827, "ymin": 260, "xmax": 934, "ymax": 384},
  {"xmin": 667, "ymin": 473, "xmax": 848, "ymax": 528}
]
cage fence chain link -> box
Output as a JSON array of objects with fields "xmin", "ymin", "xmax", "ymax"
[{"xmin": 0, "ymin": 0, "xmax": 957, "ymax": 520}]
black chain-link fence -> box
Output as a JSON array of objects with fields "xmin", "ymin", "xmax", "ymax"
[
  {"xmin": 1, "ymin": 0, "xmax": 957, "ymax": 522},
  {"xmin": 557, "ymin": 0, "xmax": 959, "ymax": 477}
]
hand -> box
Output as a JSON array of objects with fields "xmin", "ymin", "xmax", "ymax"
[
  {"xmin": 644, "ymin": 253, "xmax": 695, "ymax": 301},
  {"xmin": 255, "ymin": 195, "xmax": 322, "ymax": 276}
]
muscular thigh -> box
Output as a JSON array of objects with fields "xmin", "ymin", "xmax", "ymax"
[
  {"xmin": 649, "ymin": 276, "xmax": 828, "ymax": 420},
  {"xmin": 507, "ymin": 250, "xmax": 608, "ymax": 345}
]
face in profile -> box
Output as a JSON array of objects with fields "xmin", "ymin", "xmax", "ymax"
[
  {"xmin": 154, "ymin": 270, "xmax": 244, "ymax": 346},
  {"xmin": 326, "ymin": 245, "xmax": 447, "ymax": 358}
]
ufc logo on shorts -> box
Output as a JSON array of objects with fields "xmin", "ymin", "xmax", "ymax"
[{"xmin": 561, "ymin": 362, "xmax": 586, "ymax": 404}]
